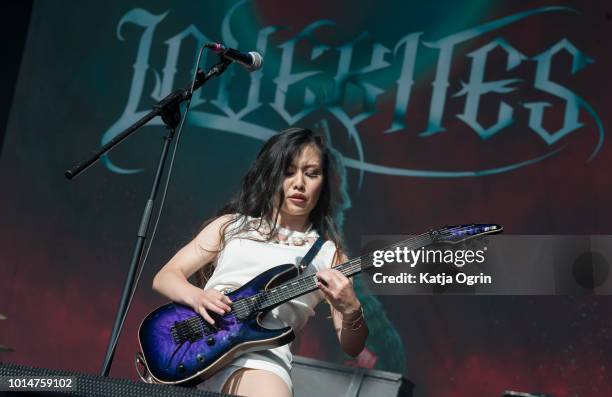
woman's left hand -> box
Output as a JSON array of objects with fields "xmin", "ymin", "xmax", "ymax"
[{"xmin": 316, "ymin": 269, "xmax": 361, "ymax": 315}]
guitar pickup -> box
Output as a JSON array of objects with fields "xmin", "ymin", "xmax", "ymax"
[{"xmin": 171, "ymin": 318, "xmax": 205, "ymax": 344}]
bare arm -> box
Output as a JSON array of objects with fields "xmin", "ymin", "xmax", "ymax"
[
  {"xmin": 330, "ymin": 282, "xmax": 368, "ymax": 356},
  {"xmin": 152, "ymin": 214, "xmax": 234, "ymax": 325},
  {"xmin": 317, "ymin": 251, "xmax": 369, "ymax": 357}
]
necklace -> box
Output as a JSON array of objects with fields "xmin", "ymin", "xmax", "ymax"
[
  {"xmin": 246, "ymin": 217, "xmax": 318, "ymax": 246},
  {"xmin": 273, "ymin": 224, "xmax": 316, "ymax": 246}
]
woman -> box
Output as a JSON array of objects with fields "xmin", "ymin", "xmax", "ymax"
[{"xmin": 152, "ymin": 127, "xmax": 369, "ymax": 397}]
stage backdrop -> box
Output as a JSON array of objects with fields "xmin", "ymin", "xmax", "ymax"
[{"xmin": 1, "ymin": 1, "xmax": 611, "ymax": 396}]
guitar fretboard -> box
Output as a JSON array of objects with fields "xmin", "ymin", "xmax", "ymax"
[{"xmin": 234, "ymin": 232, "xmax": 434, "ymax": 315}]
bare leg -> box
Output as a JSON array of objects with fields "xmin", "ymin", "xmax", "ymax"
[{"xmin": 222, "ymin": 368, "xmax": 291, "ymax": 397}]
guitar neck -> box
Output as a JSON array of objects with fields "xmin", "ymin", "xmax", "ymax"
[{"xmin": 249, "ymin": 233, "xmax": 434, "ymax": 313}]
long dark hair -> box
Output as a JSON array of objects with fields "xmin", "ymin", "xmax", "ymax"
[{"xmin": 195, "ymin": 127, "xmax": 347, "ymax": 286}]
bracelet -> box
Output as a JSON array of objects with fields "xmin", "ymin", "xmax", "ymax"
[
  {"xmin": 341, "ymin": 305, "xmax": 364, "ymax": 329},
  {"xmin": 342, "ymin": 315, "xmax": 364, "ymax": 331},
  {"xmin": 342, "ymin": 314, "xmax": 363, "ymax": 327}
]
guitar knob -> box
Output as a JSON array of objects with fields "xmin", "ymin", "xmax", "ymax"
[
  {"xmin": 178, "ymin": 363, "xmax": 185, "ymax": 373},
  {"xmin": 206, "ymin": 337, "xmax": 215, "ymax": 346},
  {"xmin": 197, "ymin": 354, "xmax": 205, "ymax": 363}
]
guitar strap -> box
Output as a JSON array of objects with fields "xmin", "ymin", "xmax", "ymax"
[{"xmin": 297, "ymin": 236, "xmax": 325, "ymax": 274}]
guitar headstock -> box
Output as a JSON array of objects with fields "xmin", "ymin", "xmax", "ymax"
[{"xmin": 430, "ymin": 224, "xmax": 503, "ymax": 244}]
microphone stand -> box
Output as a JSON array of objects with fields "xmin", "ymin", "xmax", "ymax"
[{"xmin": 65, "ymin": 57, "xmax": 233, "ymax": 378}]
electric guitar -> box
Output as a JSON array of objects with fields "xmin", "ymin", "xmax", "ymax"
[{"xmin": 136, "ymin": 224, "xmax": 502, "ymax": 385}]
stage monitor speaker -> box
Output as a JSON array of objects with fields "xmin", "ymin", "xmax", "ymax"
[
  {"xmin": 1, "ymin": 357, "xmax": 413, "ymax": 397},
  {"xmin": 0, "ymin": 361, "xmax": 227, "ymax": 397},
  {"xmin": 292, "ymin": 355, "xmax": 413, "ymax": 397}
]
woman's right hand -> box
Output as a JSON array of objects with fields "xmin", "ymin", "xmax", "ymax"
[
  {"xmin": 152, "ymin": 214, "xmax": 237, "ymax": 324},
  {"xmin": 187, "ymin": 288, "xmax": 233, "ymax": 325}
]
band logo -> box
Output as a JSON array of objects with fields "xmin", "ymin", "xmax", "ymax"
[{"xmin": 103, "ymin": 4, "xmax": 602, "ymax": 180}]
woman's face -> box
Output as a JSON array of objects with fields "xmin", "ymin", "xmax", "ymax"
[{"xmin": 279, "ymin": 144, "xmax": 324, "ymax": 219}]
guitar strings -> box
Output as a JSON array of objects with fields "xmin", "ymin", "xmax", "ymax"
[
  {"xmin": 246, "ymin": 225, "xmax": 497, "ymax": 314},
  {"xmin": 229, "ymin": 225, "xmax": 483, "ymax": 318},
  {"xmin": 230, "ymin": 232, "xmax": 436, "ymax": 317},
  {"xmin": 194, "ymin": 225, "xmax": 495, "ymax": 322}
]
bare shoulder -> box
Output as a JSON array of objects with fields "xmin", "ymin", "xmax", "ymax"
[
  {"xmin": 331, "ymin": 245, "xmax": 352, "ymax": 283},
  {"xmin": 337, "ymin": 249, "xmax": 349, "ymax": 263},
  {"xmin": 334, "ymin": 242, "xmax": 349, "ymax": 262},
  {"xmin": 193, "ymin": 213, "xmax": 237, "ymax": 252},
  {"xmin": 157, "ymin": 214, "xmax": 237, "ymax": 280},
  {"xmin": 330, "ymin": 242, "xmax": 349, "ymax": 267}
]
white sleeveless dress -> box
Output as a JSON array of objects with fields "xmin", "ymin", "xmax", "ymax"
[{"xmin": 195, "ymin": 215, "xmax": 338, "ymax": 393}]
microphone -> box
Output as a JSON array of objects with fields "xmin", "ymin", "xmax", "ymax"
[{"xmin": 205, "ymin": 43, "xmax": 263, "ymax": 72}]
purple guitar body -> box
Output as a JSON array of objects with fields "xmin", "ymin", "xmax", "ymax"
[{"xmin": 138, "ymin": 263, "xmax": 298, "ymax": 385}]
